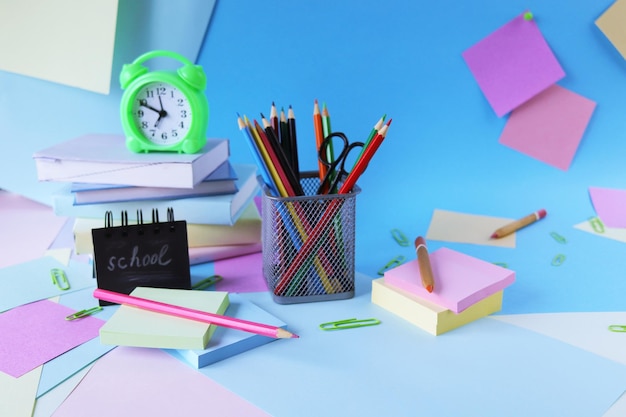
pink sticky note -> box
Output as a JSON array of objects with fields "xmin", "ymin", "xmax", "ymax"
[
  {"xmin": 384, "ymin": 247, "xmax": 515, "ymax": 313},
  {"xmin": 498, "ymin": 84, "xmax": 596, "ymax": 170},
  {"xmin": 214, "ymin": 252, "xmax": 268, "ymax": 293},
  {"xmin": 589, "ymin": 187, "xmax": 626, "ymax": 228},
  {"xmin": 51, "ymin": 346, "xmax": 272, "ymax": 417},
  {"xmin": 0, "ymin": 300, "xmax": 103, "ymax": 378},
  {"xmin": 462, "ymin": 11, "xmax": 565, "ymax": 117}
]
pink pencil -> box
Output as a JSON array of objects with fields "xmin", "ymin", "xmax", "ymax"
[{"xmin": 93, "ymin": 288, "xmax": 298, "ymax": 339}]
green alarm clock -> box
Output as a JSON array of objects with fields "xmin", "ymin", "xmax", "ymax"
[{"xmin": 119, "ymin": 50, "xmax": 209, "ymax": 154}]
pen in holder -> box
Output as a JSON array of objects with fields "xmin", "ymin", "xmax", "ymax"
[{"xmin": 261, "ymin": 171, "xmax": 359, "ymax": 304}]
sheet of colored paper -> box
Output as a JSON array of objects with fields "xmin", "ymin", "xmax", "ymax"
[
  {"xmin": 37, "ymin": 288, "xmax": 118, "ymax": 397},
  {"xmin": 498, "ymin": 84, "xmax": 596, "ymax": 170},
  {"xmin": 0, "ymin": 366, "xmax": 42, "ymax": 417},
  {"xmin": 33, "ymin": 365, "xmax": 93, "ymax": 417},
  {"xmin": 0, "ymin": 190, "xmax": 68, "ymax": 269},
  {"xmin": 589, "ymin": 187, "xmax": 626, "ymax": 228},
  {"xmin": 214, "ymin": 252, "xmax": 268, "ymax": 293},
  {"xmin": 462, "ymin": 10, "xmax": 565, "ymax": 117},
  {"xmin": 0, "ymin": 300, "xmax": 104, "ymax": 378},
  {"xmin": 196, "ymin": 273, "xmax": 626, "ymax": 417},
  {"xmin": 573, "ymin": 218, "xmax": 626, "ymax": 243},
  {"xmin": 426, "ymin": 209, "xmax": 516, "ymax": 247},
  {"xmin": 51, "ymin": 346, "xmax": 272, "ymax": 417},
  {"xmin": 0, "ymin": 0, "xmax": 118, "ymax": 94},
  {"xmin": 0, "ymin": 257, "xmax": 95, "ymax": 313},
  {"xmin": 492, "ymin": 312, "xmax": 626, "ymax": 366},
  {"xmin": 596, "ymin": 0, "xmax": 626, "ymax": 60}
]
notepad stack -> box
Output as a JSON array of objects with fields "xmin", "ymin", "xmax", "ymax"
[
  {"xmin": 33, "ymin": 134, "xmax": 262, "ymax": 263},
  {"xmin": 371, "ymin": 248, "xmax": 515, "ymax": 335}
]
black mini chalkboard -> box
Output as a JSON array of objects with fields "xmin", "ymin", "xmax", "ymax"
[{"xmin": 92, "ymin": 208, "xmax": 191, "ymax": 306}]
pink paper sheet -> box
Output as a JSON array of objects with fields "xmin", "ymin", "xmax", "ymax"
[
  {"xmin": 0, "ymin": 300, "xmax": 103, "ymax": 377},
  {"xmin": 0, "ymin": 190, "xmax": 68, "ymax": 268},
  {"xmin": 589, "ymin": 187, "xmax": 626, "ymax": 228},
  {"xmin": 52, "ymin": 346, "xmax": 272, "ymax": 417},
  {"xmin": 462, "ymin": 10, "xmax": 565, "ymax": 117},
  {"xmin": 499, "ymin": 84, "xmax": 596, "ymax": 170},
  {"xmin": 214, "ymin": 252, "xmax": 268, "ymax": 293}
]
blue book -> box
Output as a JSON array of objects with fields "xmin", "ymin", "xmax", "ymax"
[
  {"xmin": 51, "ymin": 164, "xmax": 259, "ymax": 225},
  {"xmin": 166, "ymin": 294, "xmax": 286, "ymax": 368}
]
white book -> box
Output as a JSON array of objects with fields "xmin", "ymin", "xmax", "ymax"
[
  {"xmin": 52, "ymin": 164, "xmax": 259, "ymax": 226},
  {"xmin": 70, "ymin": 162, "xmax": 238, "ymax": 204},
  {"xmin": 33, "ymin": 133, "xmax": 230, "ymax": 188}
]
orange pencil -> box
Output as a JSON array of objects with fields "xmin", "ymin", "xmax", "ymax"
[
  {"xmin": 414, "ymin": 236, "xmax": 434, "ymax": 293},
  {"xmin": 490, "ymin": 209, "xmax": 547, "ymax": 239},
  {"xmin": 313, "ymin": 99, "xmax": 327, "ymax": 181}
]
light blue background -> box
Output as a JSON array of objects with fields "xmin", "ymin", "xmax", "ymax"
[{"xmin": 2, "ymin": 0, "xmax": 625, "ymax": 314}]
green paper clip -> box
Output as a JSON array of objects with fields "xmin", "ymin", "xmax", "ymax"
[
  {"xmin": 588, "ymin": 216, "xmax": 605, "ymax": 234},
  {"xmin": 377, "ymin": 255, "xmax": 405, "ymax": 275},
  {"xmin": 66, "ymin": 306, "xmax": 103, "ymax": 321},
  {"xmin": 550, "ymin": 232, "xmax": 567, "ymax": 244},
  {"xmin": 192, "ymin": 275, "xmax": 223, "ymax": 290},
  {"xmin": 390, "ymin": 229, "xmax": 410, "ymax": 247},
  {"xmin": 608, "ymin": 325, "xmax": 626, "ymax": 332},
  {"xmin": 319, "ymin": 318, "xmax": 381, "ymax": 331},
  {"xmin": 524, "ymin": 11, "xmax": 533, "ymax": 21},
  {"xmin": 493, "ymin": 262, "xmax": 508, "ymax": 268},
  {"xmin": 551, "ymin": 254, "xmax": 566, "ymax": 266},
  {"xmin": 51, "ymin": 268, "xmax": 70, "ymax": 291}
]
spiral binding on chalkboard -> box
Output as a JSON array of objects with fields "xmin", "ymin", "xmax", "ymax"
[{"xmin": 102, "ymin": 208, "xmax": 177, "ymax": 238}]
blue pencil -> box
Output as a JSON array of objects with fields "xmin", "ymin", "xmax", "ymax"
[{"xmin": 237, "ymin": 113, "xmax": 278, "ymax": 196}]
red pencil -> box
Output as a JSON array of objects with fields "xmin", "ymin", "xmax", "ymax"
[{"xmin": 313, "ymin": 99, "xmax": 327, "ymax": 181}]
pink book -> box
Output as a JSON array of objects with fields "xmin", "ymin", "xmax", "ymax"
[{"xmin": 384, "ymin": 247, "xmax": 515, "ymax": 313}]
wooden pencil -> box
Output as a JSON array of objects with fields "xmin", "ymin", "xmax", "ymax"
[
  {"xmin": 287, "ymin": 105, "xmax": 300, "ymax": 177},
  {"xmin": 313, "ymin": 99, "xmax": 327, "ymax": 181},
  {"xmin": 414, "ymin": 236, "xmax": 434, "ymax": 293},
  {"xmin": 490, "ymin": 209, "xmax": 547, "ymax": 239}
]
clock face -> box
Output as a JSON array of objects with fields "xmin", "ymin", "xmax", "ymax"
[{"xmin": 131, "ymin": 82, "xmax": 192, "ymax": 146}]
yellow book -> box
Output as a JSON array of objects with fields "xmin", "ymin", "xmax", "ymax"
[
  {"xmin": 371, "ymin": 278, "xmax": 502, "ymax": 335},
  {"xmin": 73, "ymin": 201, "xmax": 261, "ymax": 254},
  {"xmin": 99, "ymin": 287, "xmax": 230, "ymax": 350}
]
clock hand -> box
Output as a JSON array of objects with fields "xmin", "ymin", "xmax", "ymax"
[
  {"xmin": 154, "ymin": 96, "xmax": 168, "ymax": 127},
  {"xmin": 139, "ymin": 99, "xmax": 161, "ymax": 114}
]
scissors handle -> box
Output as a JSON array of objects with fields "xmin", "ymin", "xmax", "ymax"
[{"xmin": 317, "ymin": 132, "xmax": 362, "ymax": 194}]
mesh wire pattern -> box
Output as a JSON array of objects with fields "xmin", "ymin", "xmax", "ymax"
[{"xmin": 261, "ymin": 173, "xmax": 359, "ymax": 304}]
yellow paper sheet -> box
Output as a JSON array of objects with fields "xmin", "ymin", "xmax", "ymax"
[
  {"xmin": 0, "ymin": 0, "xmax": 118, "ymax": 94},
  {"xmin": 0, "ymin": 366, "xmax": 42, "ymax": 417},
  {"xmin": 596, "ymin": 0, "xmax": 626, "ymax": 60},
  {"xmin": 426, "ymin": 209, "xmax": 516, "ymax": 248}
]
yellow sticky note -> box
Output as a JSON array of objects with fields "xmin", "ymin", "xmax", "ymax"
[
  {"xmin": 0, "ymin": 0, "xmax": 118, "ymax": 94},
  {"xmin": 426, "ymin": 209, "xmax": 516, "ymax": 248},
  {"xmin": 596, "ymin": 0, "xmax": 626, "ymax": 60}
]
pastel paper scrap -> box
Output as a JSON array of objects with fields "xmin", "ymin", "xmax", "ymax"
[
  {"xmin": 588, "ymin": 187, "xmax": 626, "ymax": 228},
  {"xmin": 0, "ymin": 300, "xmax": 104, "ymax": 378},
  {"xmin": 573, "ymin": 218, "xmax": 626, "ymax": 243},
  {"xmin": 426, "ymin": 209, "xmax": 516, "ymax": 247},
  {"xmin": 50, "ymin": 347, "xmax": 272, "ymax": 417},
  {"xmin": 214, "ymin": 252, "xmax": 268, "ymax": 293},
  {"xmin": 462, "ymin": 10, "xmax": 565, "ymax": 117},
  {"xmin": 596, "ymin": 0, "xmax": 626, "ymax": 60},
  {"xmin": 499, "ymin": 84, "xmax": 596, "ymax": 170},
  {"xmin": 0, "ymin": 366, "xmax": 42, "ymax": 417}
]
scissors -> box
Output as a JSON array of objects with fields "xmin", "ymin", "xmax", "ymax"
[{"xmin": 317, "ymin": 132, "xmax": 364, "ymax": 194}]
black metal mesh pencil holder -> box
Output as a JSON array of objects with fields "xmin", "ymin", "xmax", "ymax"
[{"xmin": 260, "ymin": 171, "xmax": 360, "ymax": 304}]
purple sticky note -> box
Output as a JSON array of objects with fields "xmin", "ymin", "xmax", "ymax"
[
  {"xmin": 589, "ymin": 187, "xmax": 626, "ymax": 228},
  {"xmin": 0, "ymin": 300, "xmax": 104, "ymax": 378},
  {"xmin": 499, "ymin": 84, "xmax": 596, "ymax": 171},
  {"xmin": 462, "ymin": 11, "xmax": 565, "ymax": 117}
]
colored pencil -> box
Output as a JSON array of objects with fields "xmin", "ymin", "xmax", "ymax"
[
  {"xmin": 287, "ymin": 105, "xmax": 300, "ymax": 177},
  {"xmin": 260, "ymin": 114, "xmax": 304, "ymax": 196},
  {"xmin": 254, "ymin": 120, "xmax": 297, "ymax": 197},
  {"xmin": 237, "ymin": 114, "xmax": 278, "ymax": 196},
  {"xmin": 313, "ymin": 99, "xmax": 327, "ymax": 181},
  {"xmin": 414, "ymin": 236, "xmax": 434, "ymax": 293},
  {"xmin": 93, "ymin": 288, "xmax": 299, "ymax": 339},
  {"xmin": 245, "ymin": 115, "xmax": 289, "ymax": 198},
  {"xmin": 490, "ymin": 209, "xmax": 547, "ymax": 239},
  {"xmin": 270, "ymin": 101, "xmax": 279, "ymax": 134},
  {"xmin": 353, "ymin": 114, "xmax": 385, "ymax": 170},
  {"xmin": 279, "ymin": 107, "xmax": 291, "ymax": 169}
]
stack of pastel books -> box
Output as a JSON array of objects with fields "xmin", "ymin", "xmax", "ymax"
[
  {"xmin": 99, "ymin": 287, "xmax": 287, "ymax": 367},
  {"xmin": 371, "ymin": 247, "xmax": 515, "ymax": 335},
  {"xmin": 33, "ymin": 134, "xmax": 262, "ymax": 264}
]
